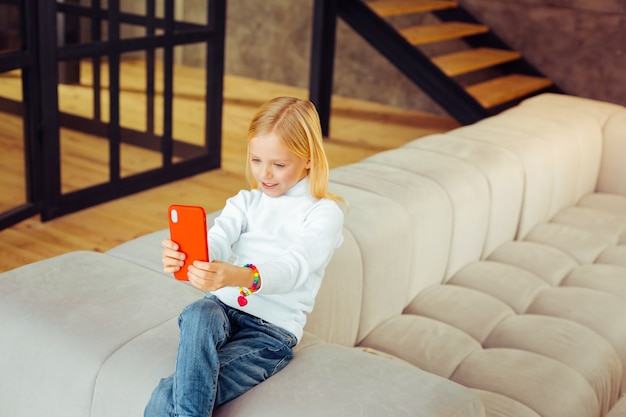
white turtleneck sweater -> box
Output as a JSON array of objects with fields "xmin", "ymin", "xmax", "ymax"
[{"xmin": 209, "ymin": 178, "xmax": 344, "ymax": 342}]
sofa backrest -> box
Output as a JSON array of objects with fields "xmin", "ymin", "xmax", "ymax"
[
  {"xmin": 453, "ymin": 94, "xmax": 624, "ymax": 238},
  {"xmin": 320, "ymin": 177, "xmax": 434, "ymax": 345},
  {"xmin": 303, "ymin": 226, "xmax": 363, "ymax": 347},
  {"xmin": 310, "ymin": 139, "xmax": 514, "ymax": 344},
  {"xmin": 406, "ymin": 134, "xmax": 525, "ymax": 262},
  {"xmin": 305, "ymin": 93, "xmax": 625, "ymax": 347},
  {"xmin": 309, "ymin": 119, "xmax": 531, "ymax": 344},
  {"xmin": 599, "ymin": 111, "xmax": 626, "ymax": 195}
]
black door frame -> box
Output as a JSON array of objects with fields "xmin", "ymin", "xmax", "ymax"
[
  {"xmin": 0, "ymin": 0, "xmax": 42, "ymax": 229},
  {"xmin": 0, "ymin": 0, "xmax": 225, "ymax": 229}
]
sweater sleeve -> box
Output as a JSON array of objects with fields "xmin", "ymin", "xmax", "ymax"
[
  {"xmin": 207, "ymin": 191, "xmax": 249, "ymax": 262},
  {"xmin": 255, "ymin": 200, "xmax": 344, "ymax": 295}
]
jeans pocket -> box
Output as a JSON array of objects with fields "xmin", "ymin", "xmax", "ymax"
[
  {"xmin": 253, "ymin": 320, "xmax": 296, "ymax": 375},
  {"xmin": 255, "ymin": 319, "xmax": 297, "ymax": 351},
  {"xmin": 269, "ymin": 344, "xmax": 295, "ymax": 376}
]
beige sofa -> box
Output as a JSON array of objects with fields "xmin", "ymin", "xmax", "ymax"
[{"xmin": 2, "ymin": 93, "xmax": 626, "ymax": 417}]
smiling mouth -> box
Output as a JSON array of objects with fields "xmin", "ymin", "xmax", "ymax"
[{"xmin": 261, "ymin": 182, "xmax": 278, "ymax": 189}]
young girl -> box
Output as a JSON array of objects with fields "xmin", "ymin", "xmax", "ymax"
[{"xmin": 145, "ymin": 96, "xmax": 345, "ymax": 417}]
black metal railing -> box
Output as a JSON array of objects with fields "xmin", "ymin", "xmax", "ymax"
[{"xmin": 0, "ymin": 0, "xmax": 225, "ymax": 228}]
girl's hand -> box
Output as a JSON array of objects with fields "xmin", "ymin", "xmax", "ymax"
[
  {"xmin": 188, "ymin": 260, "xmax": 254, "ymax": 292},
  {"xmin": 161, "ymin": 238, "xmax": 185, "ymax": 274},
  {"xmin": 187, "ymin": 260, "xmax": 230, "ymax": 291}
]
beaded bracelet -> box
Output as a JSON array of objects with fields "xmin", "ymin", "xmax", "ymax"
[{"xmin": 237, "ymin": 263, "xmax": 260, "ymax": 307}]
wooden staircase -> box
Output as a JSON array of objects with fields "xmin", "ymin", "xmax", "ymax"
[
  {"xmin": 368, "ymin": 0, "xmax": 557, "ymax": 109},
  {"xmin": 309, "ymin": 0, "xmax": 563, "ymax": 134}
]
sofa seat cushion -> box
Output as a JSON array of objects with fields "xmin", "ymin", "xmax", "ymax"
[
  {"xmin": 578, "ymin": 193, "xmax": 626, "ymax": 239},
  {"xmin": 399, "ymin": 283, "xmax": 622, "ymax": 415},
  {"xmin": 489, "ymin": 240, "xmax": 626, "ymax": 293},
  {"xmin": 107, "ymin": 228, "xmax": 171, "ymax": 274},
  {"xmin": 213, "ymin": 335, "xmax": 485, "ymax": 417},
  {"xmin": 483, "ymin": 314, "xmax": 622, "ymax": 416},
  {"xmin": 607, "ymin": 394, "xmax": 626, "ymax": 417},
  {"xmin": 93, "ymin": 324, "xmax": 486, "ymax": 417},
  {"xmin": 597, "ymin": 246, "xmax": 626, "ymax": 267},
  {"xmin": 471, "ymin": 389, "xmax": 540, "ymax": 417},
  {"xmin": 0, "ymin": 251, "xmax": 203, "ymax": 417},
  {"xmin": 527, "ymin": 287, "xmax": 626, "ymax": 374},
  {"xmin": 488, "ymin": 241, "xmax": 578, "ymax": 286},
  {"xmin": 452, "ymin": 348, "xmax": 599, "ymax": 417},
  {"xmin": 404, "ymin": 284, "xmax": 514, "ymax": 343},
  {"xmin": 551, "ymin": 206, "xmax": 625, "ymax": 244},
  {"xmin": 449, "ymin": 261, "xmax": 550, "ymax": 314},
  {"xmin": 447, "ymin": 259, "xmax": 626, "ymax": 391},
  {"xmin": 524, "ymin": 193, "xmax": 626, "ymax": 266},
  {"xmin": 91, "ymin": 317, "xmax": 181, "ymax": 417},
  {"xmin": 524, "ymin": 222, "xmax": 611, "ymax": 264},
  {"xmin": 360, "ymin": 312, "xmax": 601, "ymax": 417},
  {"xmin": 563, "ymin": 264, "xmax": 626, "ymax": 299},
  {"xmin": 0, "ymin": 251, "xmax": 485, "ymax": 417},
  {"xmin": 358, "ymin": 314, "xmax": 481, "ymax": 379}
]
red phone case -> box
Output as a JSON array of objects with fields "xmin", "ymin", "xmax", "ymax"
[{"xmin": 168, "ymin": 205, "xmax": 209, "ymax": 281}]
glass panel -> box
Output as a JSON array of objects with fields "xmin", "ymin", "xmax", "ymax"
[
  {"xmin": 56, "ymin": 5, "xmax": 110, "ymax": 46},
  {"xmin": 0, "ymin": 70, "xmax": 26, "ymax": 212},
  {"xmin": 60, "ymin": 127, "xmax": 109, "ymax": 193},
  {"xmin": 179, "ymin": 0, "xmax": 207, "ymax": 28},
  {"xmin": 120, "ymin": 51, "xmax": 147, "ymax": 131},
  {"xmin": 120, "ymin": 0, "xmax": 144, "ymax": 14},
  {"xmin": 58, "ymin": 59, "xmax": 81, "ymax": 84},
  {"xmin": 120, "ymin": 139, "xmax": 163, "ymax": 178},
  {"xmin": 58, "ymin": 60, "xmax": 94, "ymax": 118},
  {"xmin": 56, "ymin": 10, "xmax": 81, "ymax": 46},
  {"xmin": 0, "ymin": 3, "xmax": 21, "ymax": 53},
  {"xmin": 0, "ymin": 68, "xmax": 21, "ymax": 101},
  {"xmin": 149, "ymin": 47, "xmax": 164, "ymax": 136},
  {"xmin": 97, "ymin": 13, "xmax": 109, "ymax": 42},
  {"xmin": 155, "ymin": 0, "xmax": 165, "ymax": 19},
  {"xmin": 0, "ymin": 112, "xmax": 25, "ymax": 211},
  {"xmin": 172, "ymin": 43, "xmax": 206, "ymax": 159},
  {"xmin": 120, "ymin": 23, "xmax": 146, "ymax": 39},
  {"xmin": 119, "ymin": 51, "xmax": 162, "ymax": 177},
  {"xmin": 79, "ymin": 16, "xmax": 92, "ymax": 43}
]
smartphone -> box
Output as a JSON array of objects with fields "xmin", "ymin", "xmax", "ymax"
[{"xmin": 168, "ymin": 204, "xmax": 209, "ymax": 281}]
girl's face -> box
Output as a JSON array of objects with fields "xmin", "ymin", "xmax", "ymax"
[{"xmin": 249, "ymin": 132, "xmax": 310, "ymax": 197}]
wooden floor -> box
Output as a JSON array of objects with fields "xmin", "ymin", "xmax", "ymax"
[{"xmin": 0, "ymin": 63, "xmax": 458, "ymax": 273}]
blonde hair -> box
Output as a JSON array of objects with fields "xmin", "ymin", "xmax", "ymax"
[{"xmin": 246, "ymin": 96, "xmax": 342, "ymax": 202}]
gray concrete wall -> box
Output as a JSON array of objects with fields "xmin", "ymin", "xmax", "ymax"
[
  {"xmin": 174, "ymin": 0, "xmax": 625, "ymax": 114},
  {"xmin": 461, "ymin": 0, "xmax": 626, "ymax": 110}
]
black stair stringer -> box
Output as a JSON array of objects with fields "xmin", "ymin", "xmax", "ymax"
[
  {"xmin": 308, "ymin": 0, "xmax": 490, "ymax": 136},
  {"xmin": 336, "ymin": 0, "xmax": 490, "ymax": 125}
]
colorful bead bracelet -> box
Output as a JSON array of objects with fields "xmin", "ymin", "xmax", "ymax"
[{"xmin": 238, "ymin": 263, "xmax": 260, "ymax": 307}]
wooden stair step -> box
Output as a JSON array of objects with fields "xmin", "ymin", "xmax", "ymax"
[
  {"xmin": 400, "ymin": 22, "xmax": 489, "ymax": 45},
  {"xmin": 367, "ymin": 0, "xmax": 458, "ymax": 17},
  {"xmin": 466, "ymin": 74, "xmax": 554, "ymax": 108},
  {"xmin": 432, "ymin": 47, "xmax": 522, "ymax": 76}
]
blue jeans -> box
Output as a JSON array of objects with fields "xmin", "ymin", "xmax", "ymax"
[{"xmin": 145, "ymin": 295, "xmax": 296, "ymax": 417}]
